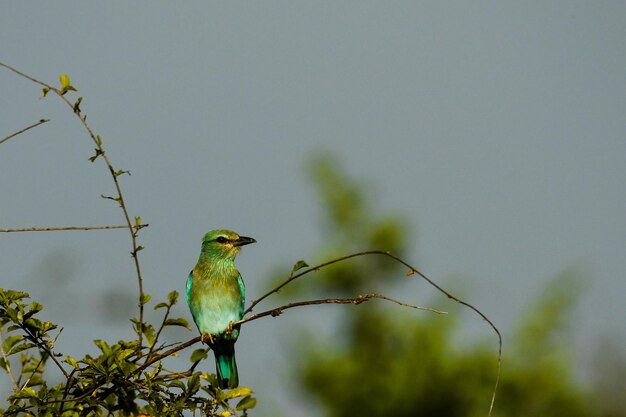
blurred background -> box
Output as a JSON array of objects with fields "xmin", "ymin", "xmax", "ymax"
[{"xmin": 1, "ymin": 2, "xmax": 625, "ymax": 416}]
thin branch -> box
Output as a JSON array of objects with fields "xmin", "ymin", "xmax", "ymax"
[
  {"xmin": 236, "ymin": 294, "xmax": 446, "ymax": 326},
  {"xmin": 0, "ymin": 61, "xmax": 147, "ymax": 351},
  {"xmin": 21, "ymin": 326, "xmax": 69, "ymax": 380},
  {"xmin": 0, "ymin": 224, "xmax": 148, "ymax": 233},
  {"xmin": 146, "ymin": 304, "xmax": 172, "ymax": 359},
  {"xmin": 134, "ymin": 337, "xmax": 201, "ymax": 375},
  {"xmin": 0, "ymin": 119, "xmax": 50, "ymax": 145},
  {"xmin": 21, "ymin": 328, "xmax": 64, "ymax": 391}
]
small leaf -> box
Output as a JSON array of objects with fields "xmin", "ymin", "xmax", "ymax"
[
  {"xmin": 291, "ymin": 260, "xmax": 309, "ymax": 274},
  {"xmin": 41, "ymin": 87, "xmax": 50, "ymax": 98},
  {"xmin": 23, "ymin": 301, "xmax": 43, "ymax": 319},
  {"xmin": 65, "ymin": 356, "xmax": 79, "ymax": 369},
  {"xmin": 153, "ymin": 302, "xmax": 169, "ymax": 310},
  {"xmin": 223, "ymin": 387, "xmax": 252, "ymax": 399},
  {"xmin": 167, "ymin": 380, "xmax": 186, "ymax": 391},
  {"xmin": 190, "ymin": 348, "xmax": 208, "ymax": 363},
  {"xmin": 135, "ymin": 216, "xmax": 142, "ymax": 227},
  {"xmin": 139, "ymin": 294, "xmax": 151, "ymax": 307},
  {"xmin": 73, "ymin": 97, "xmax": 83, "ymax": 113},
  {"xmin": 3, "ymin": 335, "xmax": 22, "ymax": 354},
  {"xmin": 143, "ymin": 324, "xmax": 155, "ymax": 346},
  {"xmin": 60, "ymin": 74, "xmax": 71, "ymax": 89},
  {"xmin": 406, "ymin": 268, "xmax": 415, "ymax": 276},
  {"xmin": 236, "ymin": 396, "xmax": 257, "ymax": 410},
  {"xmin": 167, "ymin": 291, "xmax": 179, "ymax": 306},
  {"xmin": 164, "ymin": 318, "xmax": 190, "ymax": 330},
  {"xmin": 187, "ymin": 372, "xmax": 200, "ymax": 395},
  {"xmin": 89, "ymin": 148, "xmax": 104, "ymax": 162},
  {"xmin": 8, "ymin": 342, "xmax": 37, "ymax": 355}
]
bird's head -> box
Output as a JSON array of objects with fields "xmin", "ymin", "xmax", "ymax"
[{"xmin": 200, "ymin": 229, "xmax": 256, "ymax": 260}]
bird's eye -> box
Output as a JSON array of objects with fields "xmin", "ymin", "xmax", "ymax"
[{"xmin": 215, "ymin": 236, "xmax": 228, "ymax": 243}]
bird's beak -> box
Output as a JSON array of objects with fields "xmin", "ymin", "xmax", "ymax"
[{"xmin": 234, "ymin": 236, "xmax": 256, "ymax": 247}]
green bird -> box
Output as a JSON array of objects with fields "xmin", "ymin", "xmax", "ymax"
[{"xmin": 186, "ymin": 229, "xmax": 256, "ymax": 389}]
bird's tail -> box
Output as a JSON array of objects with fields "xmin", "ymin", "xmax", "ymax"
[{"xmin": 213, "ymin": 342, "xmax": 239, "ymax": 389}]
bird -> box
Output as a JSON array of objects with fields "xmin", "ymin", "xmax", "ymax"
[{"xmin": 186, "ymin": 229, "xmax": 256, "ymax": 389}]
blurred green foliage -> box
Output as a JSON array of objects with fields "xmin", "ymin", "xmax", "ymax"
[{"xmin": 282, "ymin": 152, "xmax": 624, "ymax": 417}]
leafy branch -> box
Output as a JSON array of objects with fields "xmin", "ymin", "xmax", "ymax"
[{"xmin": 0, "ymin": 61, "xmax": 148, "ymax": 350}]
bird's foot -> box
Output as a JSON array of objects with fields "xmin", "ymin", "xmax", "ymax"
[
  {"xmin": 200, "ymin": 333, "xmax": 215, "ymax": 345},
  {"xmin": 225, "ymin": 322, "xmax": 234, "ymax": 335}
]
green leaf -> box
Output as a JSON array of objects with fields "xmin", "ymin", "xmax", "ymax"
[
  {"xmin": 8, "ymin": 342, "xmax": 36, "ymax": 355},
  {"xmin": 89, "ymin": 148, "xmax": 104, "ymax": 162},
  {"xmin": 41, "ymin": 87, "xmax": 50, "ymax": 98},
  {"xmin": 143, "ymin": 323, "xmax": 155, "ymax": 346},
  {"xmin": 73, "ymin": 96, "xmax": 83, "ymax": 113},
  {"xmin": 167, "ymin": 291, "xmax": 179, "ymax": 306},
  {"xmin": 164, "ymin": 318, "xmax": 190, "ymax": 330},
  {"xmin": 291, "ymin": 260, "xmax": 309, "ymax": 274},
  {"xmin": 139, "ymin": 294, "xmax": 151, "ymax": 307},
  {"xmin": 190, "ymin": 348, "xmax": 208, "ymax": 363},
  {"xmin": 23, "ymin": 301, "xmax": 43, "ymax": 319},
  {"xmin": 3, "ymin": 335, "xmax": 22, "ymax": 353},
  {"xmin": 153, "ymin": 302, "xmax": 169, "ymax": 310},
  {"xmin": 223, "ymin": 386, "xmax": 252, "ymax": 400},
  {"xmin": 24, "ymin": 317, "xmax": 43, "ymax": 331},
  {"xmin": 168, "ymin": 380, "xmax": 186, "ymax": 391},
  {"xmin": 94, "ymin": 339, "xmax": 110, "ymax": 354},
  {"xmin": 59, "ymin": 74, "xmax": 77, "ymax": 95},
  {"xmin": 235, "ymin": 395, "xmax": 257, "ymax": 411},
  {"xmin": 187, "ymin": 373, "xmax": 200, "ymax": 395},
  {"xmin": 60, "ymin": 74, "xmax": 71, "ymax": 89},
  {"xmin": 65, "ymin": 356, "xmax": 79, "ymax": 369}
]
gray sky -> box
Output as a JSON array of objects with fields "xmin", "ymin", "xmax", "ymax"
[{"xmin": 2, "ymin": 2, "xmax": 625, "ymax": 414}]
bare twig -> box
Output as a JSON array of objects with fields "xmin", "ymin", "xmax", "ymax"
[
  {"xmin": 146, "ymin": 304, "xmax": 172, "ymax": 360},
  {"xmin": 0, "ymin": 119, "xmax": 50, "ymax": 145},
  {"xmin": 236, "ymin": 294, "xmax": 446, "ymax": 326},
  {"xmin": 0, "ymin": 225, "xmax": 148, "ymax": 233},
  {"xmin": 0, "ymin": 61, "xmax": 147, "ymax": 350}
]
